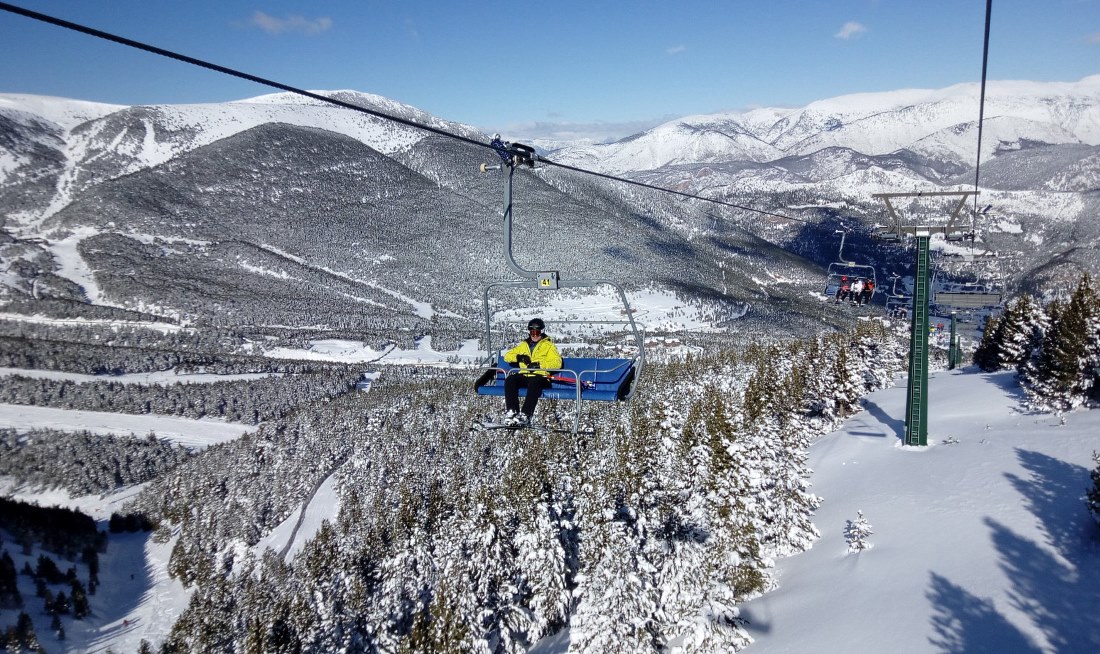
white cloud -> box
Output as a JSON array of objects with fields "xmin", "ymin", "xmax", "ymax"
[
  {"xmin": 835, "ymin": 21, "xmax": 867, "ymax": 40},
  {"xmin": 498, "ymin": 115, "xmax": 680, "ymax": 146},
  {"xmin": 666, "ymin": 45, "xmax": 687, "ymax": 55},
  {"xmin": 1086, "ymin": 31, "xmax": 1100, "ymax": 44},
  {"xmin": 248, "ymin": 11, "xmax": 333, "ymax": 36}
]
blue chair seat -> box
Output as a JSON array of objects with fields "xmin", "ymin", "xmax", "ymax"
[{"xmin": 475, "ymin": 356, "xmax": 636, "ymax": 402}]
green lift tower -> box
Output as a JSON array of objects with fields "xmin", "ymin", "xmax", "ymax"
[{"xmin": 873, "ymin": 191, "xmax": 976, "ymax": 446}]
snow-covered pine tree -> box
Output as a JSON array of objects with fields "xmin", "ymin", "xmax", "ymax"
[
  {"xmin": 1085, "ymin": 277, "xmax": 1100, "ymax": 404},
  {"xmin": 569, "ymin": 502, "xmax": 664, "ymax": 654},
  {"xmin": 997, "ymin": 294, "xmax": 1047, "ymax": 370},
  {"xmin": 648, "ymin": 390, "xmax": 726, "ymax": 651},
  {"xmin": 512, "ymin": 484, "xmax": 573, "ymax": 643},
  {"xmin": 762, "ymin": 368, "xmax": 822, "ymax": 557},
  {"xmin": 829, "ymin": 338, "xmax": 860, "ymax": 418},
  {"xmin": 973, "ymin": 311, "xmax": 1004, "ymax": 371},
  {"xmin": 580, "ymin": 412, "xmax": 659, "ymax": 646},
  {"xmin": 674, "ymin": 388, "xmax": 761, "ymax": 651},
  {"xmin": 844, "ymin": 510, "xmax": 873, "ymax": 553},
  {"xmin": 1021, "ymin": 274, "xmax": 1100, "ymax": 410}
]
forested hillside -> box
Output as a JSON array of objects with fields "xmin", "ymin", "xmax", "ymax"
[{"xmin": 105, "ymin": 321, "xmax": 907, "ymax": 653}]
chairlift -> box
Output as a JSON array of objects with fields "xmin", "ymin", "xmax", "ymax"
[
  {"xmin": 884, "ymin": 274, "xmax": 913, "ymax": 320},
  {"xmin": 824, "ymin": 230, "xmax": 877, "ymax": 304},
  {"xmin": 930, "ymin": 245, "xmax": 1004, "ymax": 312},
  {"xmin": 472, "ymin": 140, "xmax": 645, "ymax": 433}
]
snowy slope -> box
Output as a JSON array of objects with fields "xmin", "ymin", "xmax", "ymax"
[{"xmin": 740, "ymin": 368, "xmax": 1100, "ymax": 654}]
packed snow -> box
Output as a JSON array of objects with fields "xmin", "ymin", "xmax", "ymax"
[
  {"xmin": 0, "ymin": 404, "xmax": 258, "ymax": 448},
  {"xmin": 738, "ymin": 368, "xmax": 1100, "ymax": 654}
]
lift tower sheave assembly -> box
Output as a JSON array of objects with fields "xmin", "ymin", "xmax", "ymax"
[{"xmin": 873, "ymin": 191, "xmax": 977, "ymax": 446}]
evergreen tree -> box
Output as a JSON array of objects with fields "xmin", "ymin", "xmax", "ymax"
[
  {"xmin": 845, "ymin": 510, "xmax": 874, "ymax": 553},
  {"xmin": 34, "ymin": 555, "xmax": 63, "ymax": 584},
  {"xmin": 973, "ymin": 312, "xmax": 1004, "ymax": 371},
  {"xmin": 997, "ymin": 294, "xmax": 1047, "ymax": 370},
  {"xmin": 830, "ymin": 343, "xmax": 859, "ymax": 417},
  {"xmin": 49, "ymin": 613, "xmax": 63, "ymax": 641},
  {"xmin": 0, "ymin": 551, "xmax": 21, "ymax": 609},
  {"xmin": 1021, "ymin": 275, "xmax": 1100, "ymax": 409},
  {"xmin": 70, "ymin": 579, "xmax": 90, "ymax": 619},
  {"xmin": 570, "ymin": 506, "xmax": 664, "ymax": 654},
  {"xmin": 18, "ymin": 611, "xmax": 40, "ymax": 652}
]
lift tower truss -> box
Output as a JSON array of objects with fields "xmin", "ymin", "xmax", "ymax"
[{"xmin": 872, "ymin": 191, "xmax": 977, "ymax": 446}]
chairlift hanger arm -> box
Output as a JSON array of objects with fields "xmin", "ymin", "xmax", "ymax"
[{"xmin": 479, "ymin": 146, "xmax": 553, "ymax": 284}]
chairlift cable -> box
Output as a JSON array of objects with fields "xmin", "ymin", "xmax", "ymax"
[
  {"xmin": 972, "ymin": 0, "xmax": 993, "ymax": 211},
  {"xmin": 1, "ymin": 1, "xmax": 811, "ymax": 225},
  {"xmin": 0, "ymin": 2, "xmax": 487, "ymax": 150}
]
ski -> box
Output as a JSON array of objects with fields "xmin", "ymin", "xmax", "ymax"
[
  {"xmin": 471, "ymin": 421, "xmax": 541, "ymax": 432},
  {"xmin": 469, "ymin": 421, "xmax": 594, "ymax": 436}
]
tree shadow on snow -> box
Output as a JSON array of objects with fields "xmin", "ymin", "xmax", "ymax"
[
  {"xmin": 926, "ymin": 448, "xmax": 1100, "ymax": 653},
  {"xmin": 988, "ymin": 449, "xmax": 1100, "ymax": 652},
  {"xmin": 80, "ymin": 530, "xmax": 157, "ymax": 652},
  {"xmin": 925, "ymin": 572, "xmax": 1042, "ymax": 654},
  {"xmin": 977, "ymin": 369, "xmax": 1032, "ymax": 410}
]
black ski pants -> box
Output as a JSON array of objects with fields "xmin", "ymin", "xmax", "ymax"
[{"xmin": 505, "ymin": 373, "xmax": 550, "ymax": 416}]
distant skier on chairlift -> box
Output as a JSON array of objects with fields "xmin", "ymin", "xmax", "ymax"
[
  {"xmin": 860, "ymin": 278, "xmax": 874, "ymax": 306},
  {"xmin": 850, "ymin": 278, "xmax": 864, "ymax": 305},
  {"xmin": 835, "ymin": 276, "xmax": 850, "ymax": 304}
]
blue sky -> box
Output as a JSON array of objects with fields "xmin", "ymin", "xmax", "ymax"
[{"xmin": 1, "ymin": 1, "xmax": 1097, "ymax": 142}]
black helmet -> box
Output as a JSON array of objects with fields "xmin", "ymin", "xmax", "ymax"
[{"xmin": 527, "ymin": 318, "xmax": 545, "ymax": 332}]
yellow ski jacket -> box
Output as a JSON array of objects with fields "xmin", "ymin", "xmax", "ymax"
[{"xmin": 503, "ymin": 337, "xmax": 563, "ymax": 377}]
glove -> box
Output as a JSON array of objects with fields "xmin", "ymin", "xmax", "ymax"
[
  {"xmin": 516, "ymin": 354, "xmax": 531, "ymax": 366},
  {"xmin": 527, "ymin": 362, "xmax": 540, "ymax": 369}
]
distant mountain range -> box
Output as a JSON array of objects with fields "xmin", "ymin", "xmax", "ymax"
[
  {"xmin": 2, "ymin": 76, "xmax": 1099, "ymax": 340},
  {"xmin": 550, "ymin": 77, "xmax": 1100, "ymax": 177},
  {"xmin": 549, "ymin": 76, "xmax": 1100, "ymax": 297}
]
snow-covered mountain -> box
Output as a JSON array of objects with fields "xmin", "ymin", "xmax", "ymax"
[
  {"xmin": 2, "ymin": 89, "xmax": 823, "ymax": 339},
  {"xmin": 550, "ymin": 77, "xmax": 1100, "ymax": 174},
  {"xmin": 2, "ymin": 77, "xmax": 1100, "ymax": 334},
  {"xmin": 548, "ymin": 77, "xmax": 1100, "ymax": 299},
  {"xmin": 0, "ymin": 90, "xmax": 482, "ymax": 230}
]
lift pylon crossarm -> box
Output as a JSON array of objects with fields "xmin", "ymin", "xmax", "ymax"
[{"xmin": 872, "ymin": 191, "xmax": 977, "ymax": 240}]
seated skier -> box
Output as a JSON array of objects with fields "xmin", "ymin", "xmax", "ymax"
[{"xmin": 501, "ymin": 318, "xmax": 563, "ymax": 427}]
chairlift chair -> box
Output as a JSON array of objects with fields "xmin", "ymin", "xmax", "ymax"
[
  {"xmin": 884, "ymin": 274, "xmax": 913, "ymax": 319},
  {"xmin": 823, "ymin": 230, "xmax": 878, "ymax": 303},
  {"xmin": 471, "ymin": 141, "xmax": 645, "ymax": 433},
  {"xmin": 930, "ymin": 249, "xmax": 1004, "ymax": 312}
]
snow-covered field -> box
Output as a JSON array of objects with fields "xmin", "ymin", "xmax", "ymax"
[
  {"xmin": 0, "ymin": 367, "xmax": 280, "ymax": 386},
  {"xmin": 0, "ymin": 403, "xmax": 257, "ymax": 448},
  {"xmin": 262, "ymin": 287, "xmax": 714, "ymax": 366}
]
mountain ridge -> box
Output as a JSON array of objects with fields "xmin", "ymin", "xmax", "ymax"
[
  {"xmin": 549, "ymin": 76, "xmax": 1100, "ymax": 173},
  {"xmin": 3, "ymin": 77, "xmax": 1100, "ymax": 336}
]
